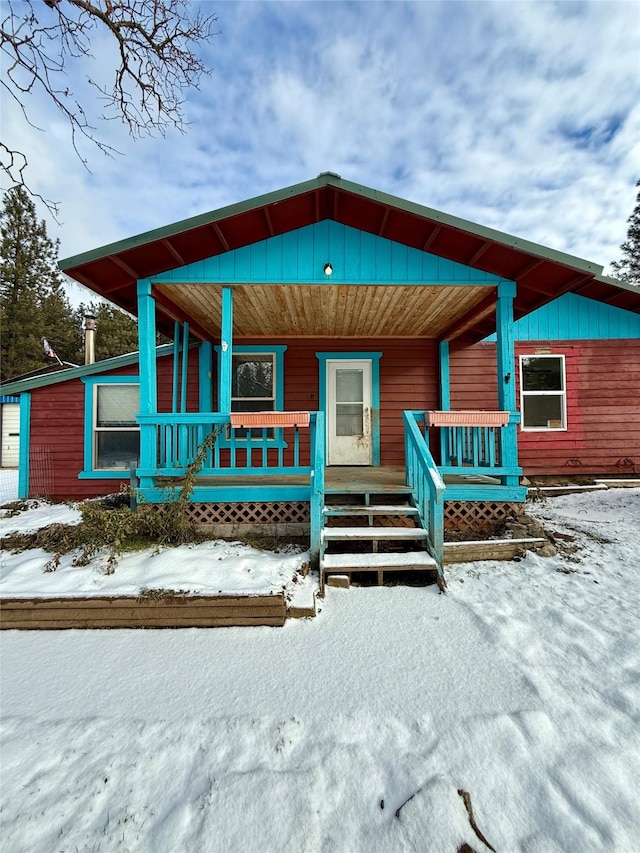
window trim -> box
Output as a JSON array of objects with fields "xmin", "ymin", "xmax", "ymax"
[
  {"xmin": 80, "ymin": 376, "xmax": 140, "ymax": 478},
  {"xmin": 519, "ymin": 354, "xmax": 567, "ymax": 432},
  {"xmin": 214, "ymin": 345, "xmax": 287, "ymax": 445}
]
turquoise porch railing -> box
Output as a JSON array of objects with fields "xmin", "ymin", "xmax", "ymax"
[
  {"xmin": 425, "ymin": 411, "xmax": 521, "ymax": 485},
  {"xmin": 136, "ymin": 410, "xmax": 326, "ymax": 564},
  {"xmin": 403, "ymin": 411, "xmax": 446, "ymax": 588},
  {"xmin": 137, "ymin": 412, "xmax": 320, "ymax": 477}
]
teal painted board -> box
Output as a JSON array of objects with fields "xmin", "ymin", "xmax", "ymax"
[
  {"xmin": 486, "ymin": 293, "xmax": 640, "ymax": 341},
  {"xmin": 153, "ymin": 221, "xmax": 507, "ymax": 286}
]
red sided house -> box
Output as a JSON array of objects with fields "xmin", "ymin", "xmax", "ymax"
[{"xmin": 2, "ymin": 175, "xmax": 639, "ymax": 588}]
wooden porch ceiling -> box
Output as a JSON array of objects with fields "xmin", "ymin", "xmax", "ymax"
[
  {"xmin": 154, "ymin": 281, "xmax": 495, "ymax": 338},
  {"xmin": 60, "ymin": 174, "xmax": 640, "ymax": 343}
]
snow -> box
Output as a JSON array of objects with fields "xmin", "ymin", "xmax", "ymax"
[{"xmin": 1, "ymin": 479, "xmax": 640, "ymax": 851}]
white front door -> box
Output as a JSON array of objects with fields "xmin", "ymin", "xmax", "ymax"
[{"xmin": 326, "ymin": 360, "xmax": 372, "ymax": 465}]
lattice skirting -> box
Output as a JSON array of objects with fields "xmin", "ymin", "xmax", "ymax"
[
  {"xmin": 444, "ymin": 501, "xmax": 524, "ymax": 534},
  {"xmin": 187, "ymin": 501, "xmax": 310, "ymax": 526}
]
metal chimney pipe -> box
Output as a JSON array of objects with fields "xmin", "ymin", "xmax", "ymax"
[{"xmin": 84, "ymin": 315, "xmax": 96, "ymax": 365}]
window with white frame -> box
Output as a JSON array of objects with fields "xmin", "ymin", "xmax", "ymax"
[
  {"xmin": 520, "ymin": 355, "xmax": 566, "ymax": 430},
  {"xmin": 93, "ymin": 383, "xmax": 140, "ymax": 468}
]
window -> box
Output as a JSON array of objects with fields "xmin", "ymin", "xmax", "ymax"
[
  {"xmin": 520, "ymin": 355, "xmax": 566, "ymax": 430},
  {"xmin": 215, "ymin": 346, "xmax": 286, "ymax": 442},
  {"xmin": 232, "ymin": 352, "xmax": 276, "ymax": 438},
  {"xmin": 232, "ymin": 352, "xmax": 275, "ymax": 414},
  {"xmin": 81, "ymin": 378, "xmax": 140, "ymax": 477}
]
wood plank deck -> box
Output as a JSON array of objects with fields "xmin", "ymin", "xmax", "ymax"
[{"xmin": 170, "ymin": 466, "xmax": 501, "ymax": 492}]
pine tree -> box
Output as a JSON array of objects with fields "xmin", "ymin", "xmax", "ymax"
[
  {"xmin": 611, "ymin": 180, "xmax": 640, "ymax": 285},
  {"xmin": 0, "ymin": 186, "xmax": 79, "ymax": 381}
]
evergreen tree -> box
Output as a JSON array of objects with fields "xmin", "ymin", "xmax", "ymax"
[
  {"xmin": 0, "ymin": 186, "xmax": 78, "ymax": 381},
  {"xmin": 611, "ymin": 180, "xmax": 640, "ymax": 285}
]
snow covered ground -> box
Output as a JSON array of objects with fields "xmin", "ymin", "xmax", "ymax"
[{"xmin": 1, "ymin": 478, "xmax": 639, "ymax": 852}]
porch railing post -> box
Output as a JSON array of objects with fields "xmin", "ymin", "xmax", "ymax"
[
  {"xmin": 496, "ymin": 281, "xmax": 520, "ymax": 486},
  {"xmin": 310, "ymin": 411, "xmax": 325, "ymax": 571},
  {"xmin": 219, "ymin": 287, "xmax": 234, "ymax": 414},
  {"xmin": 137, "ymin": 279, "xmax": 157, "ymax": 488},
  {"xmin": 438, "ymin": 340, "xmax": 450, "ymax": 465}
]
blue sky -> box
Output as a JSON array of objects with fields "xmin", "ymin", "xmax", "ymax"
[{"xmin": 3, "ymin": 1, "xmax": 639, "ymax": 303}]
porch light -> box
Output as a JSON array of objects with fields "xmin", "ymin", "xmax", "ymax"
[{"xmin": 323, "ymin": 263, "xmax": 333, "ymax": 276}]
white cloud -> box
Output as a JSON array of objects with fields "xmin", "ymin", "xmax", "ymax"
[{"xmin": 2, "ymin": 0, "xmax": 638, "ymax": 290}]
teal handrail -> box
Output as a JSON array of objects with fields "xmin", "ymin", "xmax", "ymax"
[
  {"xmin": 309, "ymin": 410, "xmax": 325, "ymax": 570},
  {"xmin": 403, "ymin": 410, "xmax": 446, "ymax": 589}
]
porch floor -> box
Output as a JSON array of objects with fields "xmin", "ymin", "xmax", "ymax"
[{"xmin": 178, "ymin": 466, "xmax": 501, "ymax": 491}]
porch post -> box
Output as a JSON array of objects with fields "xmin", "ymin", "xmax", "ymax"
[
  {"xmin": 137, "ymin": 278, "xmax": 157, "ymax": 486},
  {"xmin": 218, "ymin": 287, "xmax": 234, "ymax": 413},
  {"xmin": 199, "ymin": 342, "xmax": 213, "ymax": 411},
  {"xmin": 495, "ymin": 281, "xmax": 519, "ymax": 486},
  {"xmin": 438, "ymin": 340, "xmax": 450, "ymax": 464}
]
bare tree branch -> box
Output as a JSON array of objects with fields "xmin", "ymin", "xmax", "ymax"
[{"xmin": 1, "ymin": 0, "xmax": 218, "ymax": 216}]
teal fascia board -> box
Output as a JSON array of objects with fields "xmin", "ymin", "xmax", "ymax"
[
  {"xmin": 486, "ymin": 293, "xmax": 640, "ymax": 342},
  {"xmin": 138, "ymin": 485, "xmax": 312, "ymax": 503},
  {"xmin": 18, "ymin": 392, "xmax": 31, "ymax": 499},
  {"xmin": 150, "ymin": 221, "xmax": 507, "ymax": 287},
  {"xmin": 444, "ymin": 485, "xmax": 528, "ymax": 502}
]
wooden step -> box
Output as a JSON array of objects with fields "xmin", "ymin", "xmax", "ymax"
[
  {"xmin": 322, "ymin": 526, "xmax": 428, "ymax": 541},
  {"xmin": 322, "ymin": 552, "xmax": 437, "ymax": 571},
  {"xmin": 323, "ymin": 504, "xmax": 419, "ymax": 516},
  {"xmin": 324, "ymin": 487, "xmax": 413, "ymax": 496}
]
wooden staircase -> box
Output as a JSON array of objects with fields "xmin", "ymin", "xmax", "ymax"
[{"xmin": 320, "ymin": 487, "xmax": 438, "ymax": 593}]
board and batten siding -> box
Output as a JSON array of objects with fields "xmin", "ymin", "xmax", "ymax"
[
  {"xmin": 26, "ymin": 351, "xmax": 200, "ymax": 500},
  {"xmin": 450, "ymin": 339, "xmax": 640, "ymax": 475}
]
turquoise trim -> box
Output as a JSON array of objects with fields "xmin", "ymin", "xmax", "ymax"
[
  {"xmin": 438, "ymin": 341, "xmax": 450, "ymax": 410},
  {"xmin": 80, "ymin": 376, "xmax": 139, "ymax": 478},
  {"xmin": 199, "ymin": 342, "xmax": 213, "ymax": 411},
  {"xmin": 138, "ymin": 485, "xmax": 311, "ymax": 503},
  {"xmin": 18, "ymin": 393, "xmax": 31, "ymax": 499},
  {"xmin": 150, "ymin": 221, "xmax": 508, "ymax": 286},
  {"xmin": 219, "ymin": 287, "xmax": 233, "ymax": 413},
  {"xmin": 180, "ymin": 321, "xmax": 189, "ymax": 413},
  {"xmin": 137, "ymin": 278, "xmax": 157, "ymax": 478},
  {"xmin": 172, "ymin": 322, "xmax": 180, "ymax": 413},
  {"xmin": 485, "ymin": 292, "xmax": 640, "ymax": 342},
  {"xmin": 438, "ymin": 340, "xmax": 450, "ymax": 464},
  {"xmin": 316, "ymin": 351, "xmax": 382, "ymax": 466},
  {"xmin": 444, "ymin": 485, "xmax": 527, "ymax": 502}
]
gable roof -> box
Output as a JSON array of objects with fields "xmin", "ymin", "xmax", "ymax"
[{"xmin": 60, "ymin": 173, "xmax": 640, "ymax": 343}]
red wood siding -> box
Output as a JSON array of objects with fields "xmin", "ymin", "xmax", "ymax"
[
  {"xmin": 451, "ymin": 339, "xmax": 640, "ymax": 476},
  {"xmin": 230, "ymin": 338, "xmax": 440, "ymax": 467},
  {"xmin": 28, "ymin": 351, "xmax": 200, "ymax": 500}
]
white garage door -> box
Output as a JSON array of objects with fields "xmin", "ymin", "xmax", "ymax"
[{"xmin": 1, "ymin": 403, "xmax": 20, "ymax": 468}]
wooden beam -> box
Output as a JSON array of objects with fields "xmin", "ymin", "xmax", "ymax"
[
  {"xmin": 468, "ymin": 241, "xmax": 491, "ymax": 265},
  {"xmin": 422, "ymin": 225, "xmax": 441, "ymax": 252},
  {"xmin": 515, "ymin": 258, "xmax": 545, "ymax": 280},
  {"xmin": 264, "ymin": 207, "xmax": 274, "ymax": 237},
  {"xmin": 162, "ymin": 239, "xmax": 185, "ymax": 266},
  {"xmin": 212, "ymin": 223, "xmax": 230, "ymax": 252},
  {"xmin": 152, "ymin": 288, "xmax": 211, "ymax": 341},
  {"xmin": 378, "ymin": 207, "xmax": 390, "ymax": 236},
  {"xmin": 110, "ymin": 255, "xmax": 140, "ymax": 280},
  {"xmin": 438, "ymin": 292, "xmax": 498, "ymax": 342}
]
